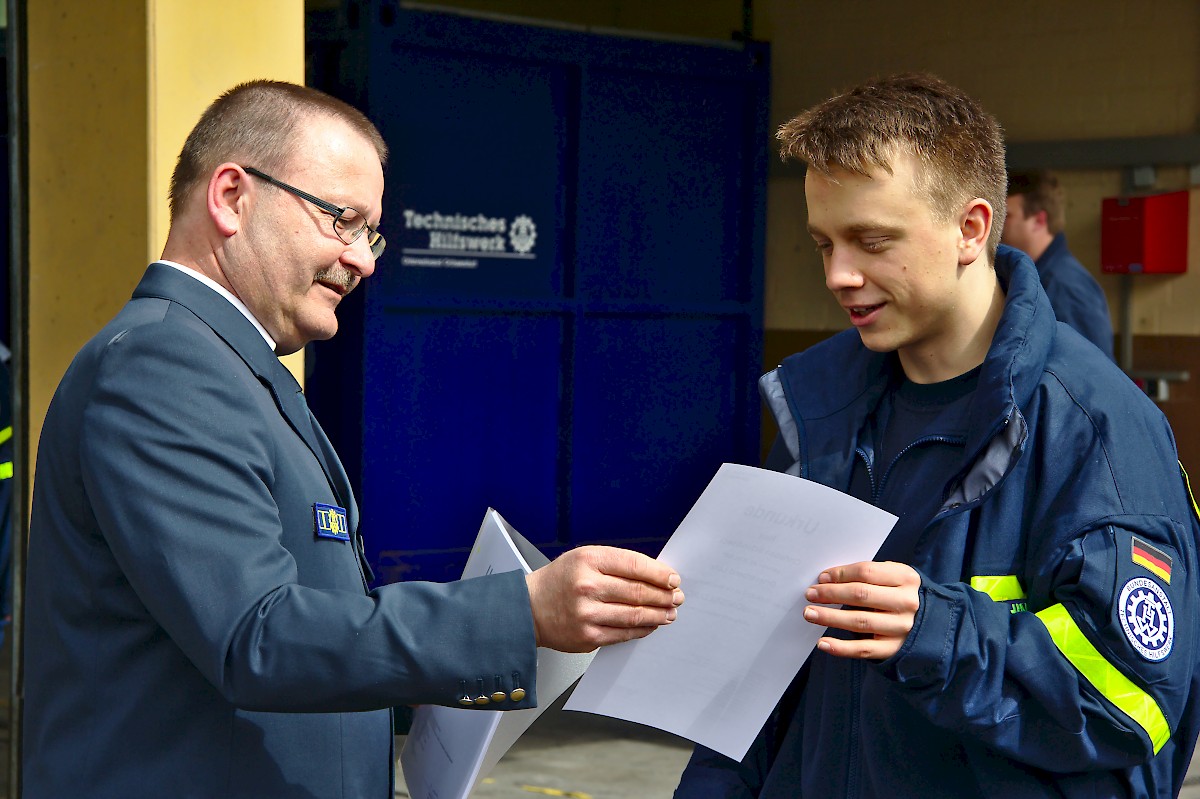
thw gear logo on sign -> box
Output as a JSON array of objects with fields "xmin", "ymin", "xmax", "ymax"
[
  {"xmin": 1119, "ymin": 577, "xmax": 1174, "ymax": 661},
  {"xmin": 509, "ymin": 215, "xmax": 537, "ymax": 254}
]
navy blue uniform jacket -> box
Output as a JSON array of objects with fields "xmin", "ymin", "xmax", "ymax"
[
  {"xmin": 1037, "ymin": 232, "xmax": 1114, "ymax": 360},
  {"xmin": 23, "ymin": 264, "xmax": 538, "ymax": 798},
  {"xmin": 676, "ymin": 248, "xmax": 1200, "ymax": 797}
]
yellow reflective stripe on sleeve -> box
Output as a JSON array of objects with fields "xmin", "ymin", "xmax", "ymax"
[
  {"xmin": 0, "ymin": 426, "xmax": 11, "ymax": 446},
  {"xmin": 1181, "ymin": 462, "xmax": 1200, "ymax": 524},
  {"xmin": 969, "ymin": 575, "xmax": 1026, "ymax": 602},
  {"xmin": 0, "ymin": 462, "xmax": 10, "ymax": 480},
  {"xmin": 1035, "ymin": 603, "xmax": 1170, "ymax": 753}
]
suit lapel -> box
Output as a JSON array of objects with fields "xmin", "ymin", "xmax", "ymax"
[
  {"xmin": 306, "ymin": 411, "xmax": 359, "ymax": 530},
  {"xmin": 132, "ymin": 263, "xmax": 350, "ymax": 509}
]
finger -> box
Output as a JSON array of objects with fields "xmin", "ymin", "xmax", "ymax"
[
  {"xmin": 594, "ymin": 573, "xmax": 679, "ymax": 609},
  {"xmin": 819, "ymin": 561, "xmax": 918, "ymax": 588},
  {"xmin": 804, "ymin": 604, "xmax": 913, "ymax": 638},
  {"xmin": 815, "ymin": 634, "xmax": 903, "ymax": 661},
  {"xmin": 587, "ymin": 597, "xmax": 679, "ymax": 629},
  {"xmin": 805, "ymin": 582, "xmax": 919, "ymax": 613},
  {"xmin": 588, "ymin": 546, "xmax": 681, "ymax": 590},
  {"xmin": 592, "ymin": 624, "xmax": 664, "ymax": 647}
]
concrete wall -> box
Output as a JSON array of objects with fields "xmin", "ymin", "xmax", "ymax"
[{"xmin": 761, "ymin": 0, "xmax": 1200, "ymax": 337}]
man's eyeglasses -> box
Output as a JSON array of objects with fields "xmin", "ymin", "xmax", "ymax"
[{"xmin": 243, "ymin": 166, "xmax": 385, "ymax": 259}]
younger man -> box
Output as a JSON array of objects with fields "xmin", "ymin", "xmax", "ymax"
[{"xmin": 676, "ymin": 74, "xmax": 1200, "ymax": 797}]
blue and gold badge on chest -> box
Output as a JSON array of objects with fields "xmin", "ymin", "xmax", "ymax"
[{"xmin": 314, "ymin": 502, "xmax": 350, "ymax": 541}]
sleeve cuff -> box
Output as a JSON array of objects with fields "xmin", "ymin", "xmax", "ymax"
[{"xmin": 878, "ymin": 576, "xmax": 963, "ymax": 687}]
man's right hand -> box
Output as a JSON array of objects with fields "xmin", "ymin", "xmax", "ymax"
[{"xmin": 524, "ymin": 546, "xmax": 684, "ymax": 653}]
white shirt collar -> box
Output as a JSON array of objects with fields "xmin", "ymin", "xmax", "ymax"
[{"xmin": 155, "ymin": 260, "xmax": 277, "ymax": 351}]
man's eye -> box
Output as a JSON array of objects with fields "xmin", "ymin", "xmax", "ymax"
[
  {"xmin": 336, "ymin": 209, "xmax": 364, "ymax": 234},
  {"xmin": 862, "ymin": 239, "xmax": 888, "ymax": 253},
  {"xmin": 813, "ymin": 241, "xmax": 832, "ymax": 255}
]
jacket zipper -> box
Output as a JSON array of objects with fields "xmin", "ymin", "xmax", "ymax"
[
  {"xmin": 847, "ymin": 434, "xmax": 965, "ymax": 798},
  {"xmin": 847, "ymin": 660, "xmax": 862, "ymax": 798},
  {"xmin": 874, "ymin": 434, "xmax": 966, "ymax": 503}
]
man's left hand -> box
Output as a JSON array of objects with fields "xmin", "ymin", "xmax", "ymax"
[{"xmin": 802, "ymin": 561, "xmax": 921, "ymax": 661}]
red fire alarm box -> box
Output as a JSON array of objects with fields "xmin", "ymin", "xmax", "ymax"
[{"xmin": 1101, "ymin": 190, "xmax": 1189, "ymax": 274}]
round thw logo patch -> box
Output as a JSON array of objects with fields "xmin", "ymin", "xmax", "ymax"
[{"xmin": 1119, "ymin": 577, "xmax": 1174, "ymax": 661}]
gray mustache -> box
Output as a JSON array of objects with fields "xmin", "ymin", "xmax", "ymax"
[{"xmin": 315, "ymin": 268, "xmax": 355, "ymax": 295}]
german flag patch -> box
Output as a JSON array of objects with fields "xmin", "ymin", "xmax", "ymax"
[{"xmin": 1132, "ymin": 537, "xmax": 1172, "ymax": 584}]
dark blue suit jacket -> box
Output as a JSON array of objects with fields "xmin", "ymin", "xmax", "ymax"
[{"xmin": 23, "ymin": 264, "xmax": 538, "ymax": 798}]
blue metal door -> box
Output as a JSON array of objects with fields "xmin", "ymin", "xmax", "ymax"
[{"xmin": 308, "ymin": 3, "xmax": 769, "ymax": 583}]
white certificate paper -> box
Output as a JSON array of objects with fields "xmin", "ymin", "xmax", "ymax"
[
  {"xmin": 400, "ymin": 509, "xmax": 596, "ymax": 799},
  {"xmin": 565, "ymin": 463, "xmax": 898, "ymax": 761}
]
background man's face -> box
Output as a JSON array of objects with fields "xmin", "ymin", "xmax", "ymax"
[
  {"xmin": 805, "ymin": 152, "xmax": 975, "ymax": 370},
  {"xmin": 1000, "ymin": 194, "xmax": 1039, "ymax": 255}
]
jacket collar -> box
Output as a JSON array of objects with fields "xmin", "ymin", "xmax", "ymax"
[
  {"xmin": 967, "ymin": 245, "xmax": 1053, "ymax": 450},
  {"xmin": 1034, "ymin": 231, "xmax": 1069, "ymax": 269},
  {"xmin": 133, "ymin": 262, "xmax": 284, "ymax": 382},
  {"xmin": 769, "ymin": 246, "xmax": 1055, "ymax": 492},
  {"xmin": 131, "ymin": 263, "xmax": 348, "ymax": 507}
]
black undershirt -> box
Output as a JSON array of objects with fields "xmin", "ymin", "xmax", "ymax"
[{"xmin": 848, "ymin": 365, "xmax": 981, "ymax": 551}]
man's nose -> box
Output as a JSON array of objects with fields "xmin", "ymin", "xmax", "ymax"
[
  {"xmin": 824, "ymin": 250, "xmax": 864, "ymax": 292},
  {"xmin": 341, "ymin": 236, "xmax": 377, "ymax": 279}
]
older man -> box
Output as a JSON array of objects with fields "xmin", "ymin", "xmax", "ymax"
[{"xmin": 23, "ymin": 80, "xmax": 683, "ymax": 798}]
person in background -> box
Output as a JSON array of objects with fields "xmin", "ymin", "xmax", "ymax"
[
  {"xmin": 22, "ymin": 80, "xmax": 683, "ymax": 799},
  {"xmin": 1002, "ymin": 169, "xmax": 1115, "ymax": 360},
  {"xmin": 675, "ymin": 73, "xmax": 1200, "ymax": 797},
  {"xmin": 0, "ymin": 343, "xmax": 11, "ymax": 644}
]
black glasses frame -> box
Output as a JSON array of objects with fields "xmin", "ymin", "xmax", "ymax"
[{"xmin": 242, "ymin": 166, "xmax": 385, "ymax": 259}]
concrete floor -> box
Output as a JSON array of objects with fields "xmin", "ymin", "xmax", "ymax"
[
  {"xmin": 396, "ymin": 702, "xmax": 692, "ymax": 799},
  {"xmin": 397, "ymin": 695, "xmax": 1200, "ymax": 799}
]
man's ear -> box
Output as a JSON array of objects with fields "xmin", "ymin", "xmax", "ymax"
[
  {"xmin": 958, "ymin": 198, "xmax": 992, "ymax": 265},
  {"xmin": 1034, "ymin": 208, "xmax": 1050, "ymax": 231},
  {"xmin": 208, "ymin": 163, "xmax": 247, "ymax": 237}
]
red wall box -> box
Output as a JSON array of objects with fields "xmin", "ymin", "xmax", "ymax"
[{"xmin": 1101, "ymin": 190, "xmax": 1189, "ymax": 274}]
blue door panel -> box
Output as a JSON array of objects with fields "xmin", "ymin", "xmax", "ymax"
[
  {"xmin": 577, "ymin": 70, "xmax": 750, "ymax": 304},
  {"xmin": 361, "ymin": 309, "xmax": 564, "ymax": 583},
  {"xmin": 569, "ymin": 316, "xmax": 747, "ymax": 548}
]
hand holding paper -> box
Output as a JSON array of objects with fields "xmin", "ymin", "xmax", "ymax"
[
  {"xmin": 805, "ymin": 560, "xmax": 922, "ymax": 660},
  {"xmin": 566, "ymin": 463, "xmax": 898, "ymax": 761},
  {"xmin": 525, "ymin": 546, "xmax": 684, "ymax": 653},
  {"xmin": 401, "ymin": 510, "xmax": 602, "ymax": 799}
]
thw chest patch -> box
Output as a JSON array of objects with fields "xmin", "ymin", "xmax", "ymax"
[
  {"xmin": 1118, "ymin": 577, "xmax": 1174, "ymax": 661},
  {"xmin": 314, "ymin": 502, "xmax": 350, "ymax": 541}
]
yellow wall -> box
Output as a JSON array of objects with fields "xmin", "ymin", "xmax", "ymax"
[
  {"xmin": 762, "ymin": 0, "xmax": 1200, "ymax": 336},
  {"xmin": 28, "ymin": 2, "xmax": 151, "ymax": 459},
  {"xmin": 148, "ymin": 2, "xmax": 305, "ymax": 254},
  {"xmin": 27, "ymin": 0, "xmax": 304, "ymax": 467}
]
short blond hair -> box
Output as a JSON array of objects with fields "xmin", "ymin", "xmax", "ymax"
[{"xmin": 777, "ymin": 73, "xmax": 1007, "ymax": 258}]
